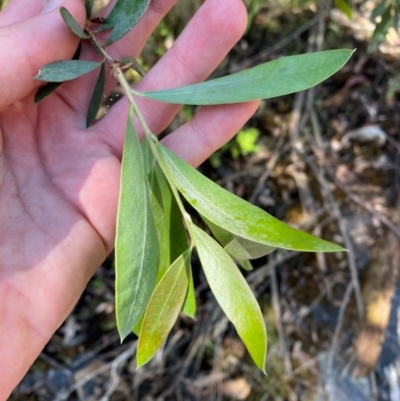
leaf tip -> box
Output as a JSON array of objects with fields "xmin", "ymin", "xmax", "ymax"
[
  {"xmin": 136, "ymin": 349, "xmax": 151, "ymax": 369},
  {"xmin": 117, "ymin": 326, "xmax": 132, "ymax": 343}
]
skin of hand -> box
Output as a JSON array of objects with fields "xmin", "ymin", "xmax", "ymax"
[{"xmin": 0, "ymin": 0, "xmax": 260, "ymax": 397}]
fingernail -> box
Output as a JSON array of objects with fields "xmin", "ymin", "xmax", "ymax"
[{"xmin": 42, "ymin": 0, "xmax": 66, "ymax": 13}]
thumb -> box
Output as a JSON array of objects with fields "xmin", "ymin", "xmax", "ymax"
[{"xmin": 0, "ymin": 0, "xmax": 86, "ymax": 110}]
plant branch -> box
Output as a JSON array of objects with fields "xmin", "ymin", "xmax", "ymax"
[{"xmin": 86, "ymin": 28, "xmax": 193, "ymax": 231}]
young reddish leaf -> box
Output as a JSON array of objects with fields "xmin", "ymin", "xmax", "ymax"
[
  {"xmin": 86, "ymin": 62, "xmax": 106, "ymax": 127},
  {"xmin": 60, "ymin": 7, "xmax": 89, "ymax": 39},
  {"xmin": 158, "ymin": 144, "xmax": 345, "ymax": 253},
  {"xmin": 137, "ymin": 250, "xmax": 191, "ymax": 367},
  {"xmin": 191, "ymin": 224, "xmax": 267, "ymax": 372},
  {"xmin": 35, "ymin": 60, "xmax": 102, "ymax": 82},
  {"xmin": 115, "ymin": 111, "xmax": 160, "ymax": 340},
  {"xmin": 139, "ymin": 50, "xmax": 353, "ymax": 105}
]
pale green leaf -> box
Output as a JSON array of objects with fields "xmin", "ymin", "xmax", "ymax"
[
  {"xmin": 115, "ymin": 112, "xmax": 160, "ymax": 340},
  {"xmin": 182, "ymin": 267, "xmax": 196, "ymax": 318},
  {"xmin": 225, "ymin": 237, "xmax": 276, "ymax": 260},
  {"xmin": 86, "ymin": 62, "xmax": 105, "ymax": 127},
  {"xmin": 239, "ymin": 260, "xmax": 254, "ymax": 271},
  {"xmin": 202, "ymin": 215, "xmax": 273, "ymax": 261},
  {"xmin": 35, "ymin": 60, "xmax": 101, "ymax": 82},
  {"xmin": 146, "ymin": 157, "xmax": 188, "ymax": 281},
  {"xmin": 139, "ymin": 50, "xmax": 354, "ymax": 105},
  {"xmin": 191, "ymin": 224, "xmax": 267, "ymax": 371},
  {"xmin": 99, "ymin": 0, "xmax": 151, "ymax": 45},
  {"xmin": 202, "ymin": 215, "xmax": 253, "ymax": 270},
  {"xmin": 158, "ymin": 144, "xmax": 345, "ymax": 253},
  {"xmin": 60, "ymin": 7, "xmax": 89, "ymax": 39},
  {"xmin": 137, "ymin": 250, "xmax": 191, "ymax": 367}
]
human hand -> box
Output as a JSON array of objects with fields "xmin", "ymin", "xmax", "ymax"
[{"xmin": 0, "ymin": 0, "xmax": 259, "ymax": 397}]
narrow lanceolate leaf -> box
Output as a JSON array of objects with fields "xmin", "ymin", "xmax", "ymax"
[
  {"xmin": 191, "ymin": 225, "xmax": 267, "ymax": 371},
  {"xmin": 159, "ymin": 144, "xmax": 345, "ymax": 253},
  {"xmin": 202, "ymin": 215, "xmax": 275, "ymax": 261},
  {"xmin": 99, "ymin": 0, "xmax": 151, "ymax": 45},
  {"xmin": 34, "ymin": 43, "xmax": 82, "ymax": 103},
  {"xmin": 119, "ymin": 56, "xmax": 146, "ymax": 77},
  {"xmin": 137, "ymin": 250, "xmax": 191, "ymax": 367},
  {"xmin": 85, "ymin": 0, "xmax": 93, "ymax": 18},
  {"xmin": 141, "ymin": 138, "xmax": 154, "ymax": 176},
  {"xmin": 203, "ymin": 215, "xmax": 255, "ymax": 270},
  {"xmin": 225, "ymin": 237, "xmax": 275, "ymax": 260},
  {"xmin": 115, "ymin": 112, "xmax": 160, "ymax": 340},
  {"xmin": 142, "ymin": 138, "xmax": 195, "ymax": 316},
  {"xmin": 239, "ymin": 260, "xmax": 254, "ymax": 272},
  {"xmin": 86, "ymin": 62, "xmax": 106, "ymax": 127},
  {"xmin": 140, "ymin": 50, "xmax": 354, "ymax": 105},
  {"xmin": 182, "ymin": 268, "xmax": 196, "ymax": 318},
  {"xmin": 35, "ymin": 60, "xmax": 102, "ymax": 82},
  {"xmin": 371, "ymin": 6, "xmax": 393, "ymax": 46},
  {"xmin": 34, "ymin": 82, "xmax": 62, "ymax": 103},
  {"xmin": 60, "ymin": 7, "xmax": 89, "ymax": 39},
  {"xmin": 146, "ymin": 154, "xmax": 188, "ymax": 281}
]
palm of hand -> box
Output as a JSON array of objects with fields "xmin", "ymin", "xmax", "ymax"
[{"xmin": 0, "ymin": 0, "xmax": 258, "ymax": 397}]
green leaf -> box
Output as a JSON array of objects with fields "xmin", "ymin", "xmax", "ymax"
[
  {"xmin": 133, "ymin": 313, "xmax": 144, "ymax": 336},
  {"xmin": 147, "ymin": 157, "xmax": 188, "ymax": 281},
  {"xmin": 191, "ymin": 224, "xmax": 267, "ymax": 371},
  {"xmin": 85, "ymin": 0, "xmax": 93, "ymax": 18},
  {"xmin": 137, "ymin": 250, "xmax": 191, "ymax": 367},
  {"xmin": 202, "ymin": 215, "xmax": 255, "ymax": 270},
  {"xmin": 334, "ymin": 0, "xmax": 353, "ymax": 19},
  {"xmin": 35, "ymin": 60, "xmax": 102, "ymax": 82},
  {"xmin": 239, "ymin": 260, "xmax": 254, "ymax": 271},
  {"xmin": 158, "ymin": 144, "xmax": 345, "ymax": 253},
  {"xmin": 182, "ymin": 267, "xmax": 196, "ymax": 318},
  {"xmin": 370, "ymin": 0, "xmax": 389, "ymax": 21},
  {"xmin": 371, "ymin": 6, "xmax": 394, "ymax": 46},
  {"xmin": 115, "ymin": 112, "xmax": 160, "ymax": 340},
  {"xmin": 139, "ymin": 50, "xmax": 354, "ymax": 105},
  {"xmin": 34, "ymin": 82, "xmax": 62, "ymax": 103},
  {"xmin": 34, "ymin": 43, "xmax": 82, "ymax": 103},
  {"xmin": 141, "ymin": 137, "xmax": 154, "ymax": 176},
  {"xmin": 99, "ymin": 0, "xmax": 151, "ymax": 45},
  {"xmin": 60, "ymin": 7, "xmax": 89, "ymax": 39},
  {"xmin": 142, "ymin": 139, "xmax": 195, "ymax": 317},
  {"xmin": 119, "ymin": 56, "xmax": 146, "ymax": 77},
  {"xmin": 86, "ymin": 62, "xmax": 106, "ymax": 127},
  {"xmin": 225, "ymin": 237, "xmax": 275, "ymax": 260}
]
